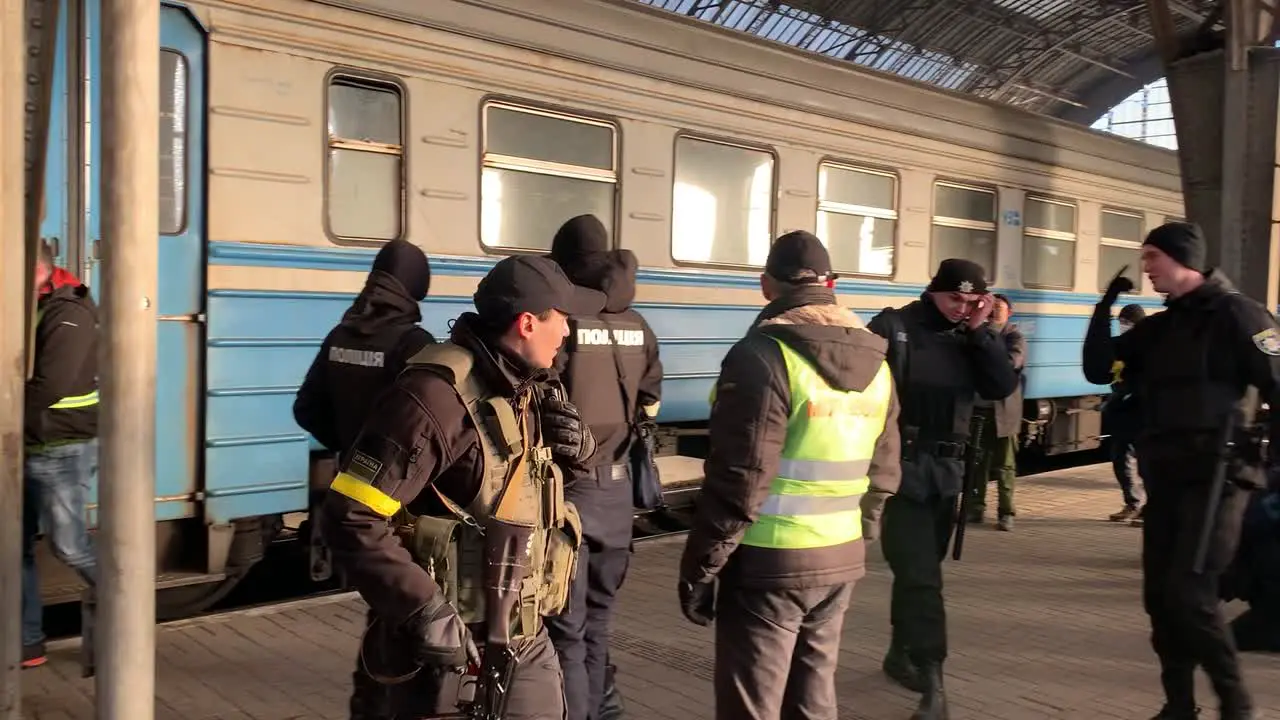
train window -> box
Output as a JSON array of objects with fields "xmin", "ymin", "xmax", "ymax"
[
  {"xmin": 1022, "ymin": 196, "xmax": 1077, "ymax": 290},
  {"xmin": 481, "ymin": 103, "xmax": 617, "ymax": 252},
  {"xmin": 671, "ymin": 137, "xmax": 774, "ymax": 266},
  {"xmin": 930, "ymin": 182, "xmax": 995, "ymax": 280},
  {"xmin": 159, "ymin": 50, "xmax": 187, "ymax": 235},
  {"xmin": 816, "ymin": 163, "xmax": 895, "ymax": 276},
  {"xmin": 326, "ymin": 76, "xmax": 404, "ymax": 242},
  {"xmin": 1098, "ymin": 209, "xmax": 1144, "ymax": 293}
]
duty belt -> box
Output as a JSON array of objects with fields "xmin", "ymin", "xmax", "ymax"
[{"xmin": 901, "ymin": 429, "xmax": 967, "ymax": 461}]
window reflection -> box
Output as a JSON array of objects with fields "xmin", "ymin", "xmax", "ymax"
[{"xmin": 671, "ymin": 137, "xmax": 775, "ymax": 266}]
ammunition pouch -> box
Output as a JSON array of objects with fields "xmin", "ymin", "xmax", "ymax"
[
  {"xmin": 539, "ymin": 502, "xmax": 583, "ymax": 618},
  {"xmin": 401, "ymin": 515, "xmax": 463, "ymax": 610}
]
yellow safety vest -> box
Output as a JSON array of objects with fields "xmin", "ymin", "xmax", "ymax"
[
  {"xmin": 34, "ymin": 306, "xmax": 99, "ymax": 411},
  {"xmin": 740, "ymin": 337, "xmax": 893, "ymax": 550}
]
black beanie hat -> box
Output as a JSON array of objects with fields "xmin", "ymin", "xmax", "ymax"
[
  {"xmin": 371, "ymin": 239, "xmax": 431, "ymax": 301},
  {"xmin": 927, "ymin": 258, "xmax": 988, "ymax": 294},
  {"xmin": 1142, "ymin": 222, "xmax": 1205, "ymax": 271},
  {"xmin": 1118, "ymin": 304, "xmax": 1146, "ymax": 324}
]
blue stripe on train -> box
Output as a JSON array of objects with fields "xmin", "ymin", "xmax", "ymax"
[{"xmin": 205, "ymin": 242, "xmax": 1150, "ymax": 473}]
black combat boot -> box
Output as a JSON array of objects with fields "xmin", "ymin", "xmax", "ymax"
[
  {"xmin": 882, "ymin": 638, "xmax": 924, "ymax": 692},
  {"xmin": 910, "ymin": 662, "xmax": 948, "ymax": 720},
  {"xmin": 1151, "ymin": 665, "xmax": 1198, "ymax": 720},
  {"xmin": 599, "ymin": 663, "xmax": 626, "ymax": 720}
]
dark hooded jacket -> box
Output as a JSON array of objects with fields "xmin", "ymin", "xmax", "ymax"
[
  {"xmin": 25, "ymin": 267, "xmax": 99, "ymax": 447},
  {"xmin": 1083, "ymin": 269, "xmax": 1280, "ymax": 488},
  {"xmin": 551, "ymin": 216, "xmax": 663, "ymax": 469},
  {"xmin": 679, "ymin": 285, "xmax": 901, "ymax": 590},
  {"xmin": 318, "ymin": 312, "xmax": 571, "ymax": 626},
  {"xmin": 293, "ymin": 241, "xmax": 435, "ymax": 456}
]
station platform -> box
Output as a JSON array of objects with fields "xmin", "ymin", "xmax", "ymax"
[{"xmin": 20, "ymin": 461, "xmax": 1280, "ymax": 719}]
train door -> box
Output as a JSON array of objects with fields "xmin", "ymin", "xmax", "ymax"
[{"xmin": 83, "ymin": 2, "xmax": 206, "ymax": 526}]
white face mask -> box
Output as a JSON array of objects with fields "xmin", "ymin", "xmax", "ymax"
[{"xmin": 1118, "ymin": 322, "xmax": 1132, "ymax": 334}]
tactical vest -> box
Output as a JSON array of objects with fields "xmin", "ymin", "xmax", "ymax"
[
  {"xmin": 34, "ymin": 306, "xmax": 99, "ymax": 410},
  {"xmin": 397, "ymin": 342, "xmax": 583, "ymax": 638},
  {"xmin": 739, "ymin": 338, "xmax": 893, "ymax": 550}
]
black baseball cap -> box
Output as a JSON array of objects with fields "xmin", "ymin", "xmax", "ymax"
[
  {"xmin": 473, "ymin": 255, "xmax": 606, "ymax": 322},
  {"xmin": 765, "ymin": 231, "xmax": 833, "ymax": 283}
]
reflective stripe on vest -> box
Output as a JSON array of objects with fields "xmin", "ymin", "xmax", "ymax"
[
  {"xmin": 740, "ymin": 337, "xmax": 893, "ymax": 550},
  {"xmin": 34, "ymin": 307, "xmax": 100, "ymax": 411}
]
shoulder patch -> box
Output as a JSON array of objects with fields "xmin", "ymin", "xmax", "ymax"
[{"xmin": 1252, "ymin": 328, "xmax": 1280, "ymax": 356}]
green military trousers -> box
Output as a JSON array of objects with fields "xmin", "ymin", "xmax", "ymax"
[{"xmin": 967, "ymin": 406, "xmax": 1017, "ymax": 520}]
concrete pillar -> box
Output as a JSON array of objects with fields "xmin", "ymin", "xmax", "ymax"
[{"xmin": 96, "ymin": 0, "xmax": 159, "ymax": 716}]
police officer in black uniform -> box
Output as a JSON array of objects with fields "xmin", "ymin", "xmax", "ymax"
[
  {"xmin": 1083, "ymin": 222, "xmax": 1280, "ymax": 720},
  {"xmin": 546, "ymin": 215, "xmax": 663, "ymax": 720},
  {"xmin": 867, "ymin": 259, "xmax": 1018, "ymax": 720},
  {"xmin": 293, "ymin": 238, "xmax": 434, "ymax": 720},
  {"xmin": 319, "ymin": 254, "xmax": 604, "ymax": 720}
]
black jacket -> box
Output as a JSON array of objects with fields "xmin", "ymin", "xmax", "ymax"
[
  {"xmin": 1083, "ymin": 270, "xmax": 1280, "ymax": 482},
  {"xmin": 25, "ymin": 271, "xmax": 99, "ymax": 447},
  {"xmin": 552, "ymin": 249, "xmax": 663, "ymax": 467},
  {"xmin": 680, "ymin": 285, "xmax": 901, "ymax": 590},
  {"xmin": 294, "ymin": 271, "xmax": 434, "ymax": 456},
  {"xmin": 867, "ymin": 295, "xmax": 1019, "ymax": 501}
]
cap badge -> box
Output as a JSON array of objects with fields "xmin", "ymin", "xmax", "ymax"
[{"xmin": 959, "ymin": 280, "xmax": 974, "ymax": 293}]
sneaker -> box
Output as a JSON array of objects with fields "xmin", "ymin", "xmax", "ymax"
[
  {"xmin": 997, "ymin": 515, "xmax": 1014, "ymax": 532},
  {"xmin": 1109, "ymin": 504, "xmax": 1139, "ymax": 522},
  {"xmin": 21, "ymin": 642, "xmax": 46, "ymax": 669}
]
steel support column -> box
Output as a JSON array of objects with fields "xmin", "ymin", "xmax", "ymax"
[
  {"xmin": 1149, "ymin": 0, "xmax": 1280, "ymax": 307},
  {"xmin": 96, "ymin": 0, "xmax": 159, "ymax": 716},
  {"xmin": 0, "ymin": 0, "xmax": 30, "ymax": 713}
]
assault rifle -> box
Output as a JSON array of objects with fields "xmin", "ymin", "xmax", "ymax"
[
  {"xmin": 1193, "ymin": 409, "xmax": 1243, "ymax": 575},
  {"xmin": 952, "ymin": 413, "xmax": 987, "ymax": 561}
]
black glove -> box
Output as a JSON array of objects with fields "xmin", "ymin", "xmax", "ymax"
[
  {"xmin": 1102, "ymin": 266, "xmax": 1136, "ymax": 306},
  {"xmin": 678, "ymin": 579, "xmax": 716, "ymax": 626},
  {"xmin": 403, "ymin": 596, "xmax": 479, "ymax": 670},
  {"xmin": 542, "ymin": 396, "xmax": 596, "ymax": 464}
]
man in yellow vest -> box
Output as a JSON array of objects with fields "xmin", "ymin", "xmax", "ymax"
[
  {"xmin": 22, "ymin": 239, "xmax": 100, "ymax": 668},
  {"xmin": 677, "ymin": 231, "xmax": 902, "ymax": 720}
]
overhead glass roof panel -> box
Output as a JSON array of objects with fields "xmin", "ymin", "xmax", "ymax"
[{"xmin": 627, "ymin": 0, "xmax": 1220, "ymax": 118}]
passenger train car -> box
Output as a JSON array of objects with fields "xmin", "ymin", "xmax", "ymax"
[{"xmin": 34, "ymin": 0, "xmax": 1181, "ymax": 613}]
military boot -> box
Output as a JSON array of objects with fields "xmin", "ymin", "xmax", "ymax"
[
  {"xmin": 910, "ymin": 662, "xmax": 948, "ymax": 720},
  {"xmin": 882, "ymin": 639, "xmax": 925, "ymax": 692},
  {"xmin": 1152, "ymin": 666, "xmax": 1198, "ymax": 720}
]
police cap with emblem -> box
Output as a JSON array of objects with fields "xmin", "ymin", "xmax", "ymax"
[
  {"xmin": 766, "ymin": 231, "xmax": 834, "ymax": 284},
  {"xmin": 474, "ymin": 255, "xmax": 606, "ymax": 323},
  {"xmin": 927, "ymin": 258, "xmax": 989, "ymax": 295}
]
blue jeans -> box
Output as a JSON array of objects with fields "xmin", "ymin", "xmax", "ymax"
[{"xmin": 22, "ymin": 439, "xmax": 99, "ymax": 647}]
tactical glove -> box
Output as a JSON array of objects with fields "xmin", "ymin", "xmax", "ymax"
[
  {"xmin": 542, "ymin": 396, "xmax": 597, "ymax": 464},
  {"xmin": 403, "ymin": 596, "xmax": 479, "ymax": 670},
  {"xmin": 1102, "ymin": 266, "xmax": 1136, "ymax": 306},
  {"xmin": 677, "ymin": 579, "xmax": 716, "ymax": 626}
]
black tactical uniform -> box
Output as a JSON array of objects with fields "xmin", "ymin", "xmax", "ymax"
[
  {"xmin": 294, "ymin": 239, "xmax": 435, "ymax": 460},
  {"xmin": 318, "ymin": 255, "xmax": 605, "ymax": 720},
  {"xmin": 294, "ymin": 239, "xmax": 434, "ymax": 720},
  {"xmin": 1083, "ymin": 223, "xmax": 1280, "ymax": 720},
  {"xmin": 867, "ymin": 259, "xmax": 1018, "ymax": 720},
  {"xmin": 546, "ymin": 215, "xmax": 663, "ymax": 720}
]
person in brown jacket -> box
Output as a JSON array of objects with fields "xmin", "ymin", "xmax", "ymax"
[
  {"xmin": 965, "ymin": 294, "xmax": 1027, "ymax": 531},
  {"xmin": 676, "ymin": 231, "xmax": 901, "ymax": 720}
]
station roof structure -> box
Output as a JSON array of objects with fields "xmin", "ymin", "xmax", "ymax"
[{"xmin": 630, "ymin": 0, "xmax": 1221, "ymax": 125}]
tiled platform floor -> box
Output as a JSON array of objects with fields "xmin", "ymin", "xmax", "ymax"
[{"xmin": 20, "ymin": 462, "xmax": 1280, "ymax": 719}]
